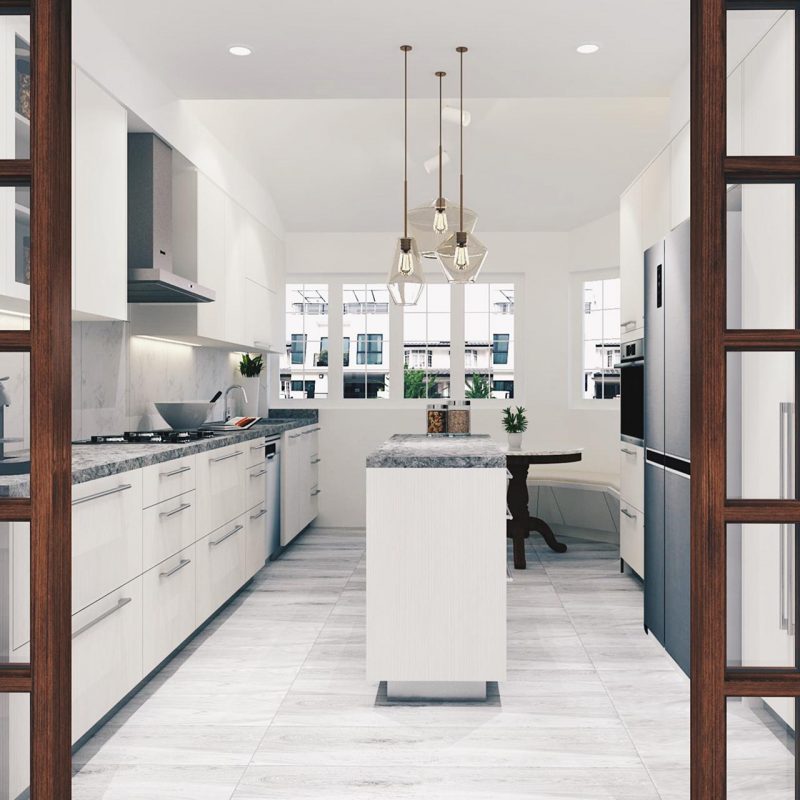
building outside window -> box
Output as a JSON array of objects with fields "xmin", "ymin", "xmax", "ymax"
[
  {"xmin": 581, "ymin": 277, "xmax": 621, "ymax": 400},
  {"xmin": 403, "ymin": 284, "xmax": 451, "ymax": 398},
  {"xmin": 464, "ymin": 283, "xmax": 515, "ymax": 398},
  {"xmin": 343, "ymin": 284, "xmax": 390, "ymax": 399},
  {"xmin": 280, "ymin": 284, "xmax": 329, "ymax": 399}
]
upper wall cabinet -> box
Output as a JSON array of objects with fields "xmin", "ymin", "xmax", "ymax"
[
  {"xmin": 669, "ymin": 124, "xmax": 690, "ymax": 230},
  {"xmin": 72, "ymin": 67, "xmax": 128, "ymax": 321},
  {"xmin": 620, "ymin": 178, "xmax": 644, "ymax": 341},
  {"xmin": 641, "ymin": 148, "xmax": 671, "ymax": 252}
]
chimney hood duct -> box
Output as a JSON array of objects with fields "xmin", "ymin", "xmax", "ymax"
[{"xmin": 127, "ymin": 134, "xmax": 215, "ymax": 303}]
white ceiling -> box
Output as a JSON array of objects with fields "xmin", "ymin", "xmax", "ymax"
[{"xmin": 85, "ymin": 0, "xmax": 689, "ymax": 99}]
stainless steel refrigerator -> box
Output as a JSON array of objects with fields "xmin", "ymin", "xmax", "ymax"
[{"xmin": 644, "ymin": 218, "xmax": 691, "ymax": 677}]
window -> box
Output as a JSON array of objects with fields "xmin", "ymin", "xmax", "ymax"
[
  {"xmin": 403, "ymin": 284, "xmax": 451, "ymax": 398},
  {"xmin": 343, "ymin": 284, "xmax": 390, "ymax": 399},
  {"xmin": 465, "ymin": 283, "xmax": 515, "ymax": 399},
  {"xmin": 581, "ymin": 277, "xmax": 620, "ymax": 400},
  {"xmin": 281, "ymin": 284, "xmax": 329, "ymax": 399},
  {"xmin": 318, "ymin": 337, "xmax": 350, "ymax": 367}
]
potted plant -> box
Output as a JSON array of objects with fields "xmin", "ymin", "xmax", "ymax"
[
  {"xmin": 502, "ymin": 406, "xmax": 528, "ymax": 451},
  {"xmin": 238, "ymin": 353, "xmax": 264, "ymax": 416}
]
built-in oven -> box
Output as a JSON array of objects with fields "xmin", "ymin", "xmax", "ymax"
[{"xmin": 618, "ymin": 338, "xmax": 644, "ymax": 447}]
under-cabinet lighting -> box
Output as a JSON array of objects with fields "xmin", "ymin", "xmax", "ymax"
[
  {"xmin": 134, "ymin": 335, "xmax": 201, "ymax": 348},
  {"xmin": 576, "ymin": 43, "xmax": 600, "ymax": 54},
  {"xmin": 228, "ymin": 45, "xmax": 252, "ymax": 57}
]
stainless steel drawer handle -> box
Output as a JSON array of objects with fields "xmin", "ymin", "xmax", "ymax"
[
  {"xmin": 250, "ymin": 508, "xmax": 267, "ymax": 520},
  {"xmin": 250, "ymin": 444, "xmax": 264, "ymax": 452},
  {"xmin": 160, "ymin": 558, "xmax": 191, "ymax": 579},
  {"xmin": 620, "ymin": 508, "xmax": 637, "ymax": 520},
  {"xmin": 250, "ymin": 469, "xmax": 267, "ymax": 478},
  {"xmin": 72, "ymin": 483, "xmax": 133, "ymax": 506},
  {"xmin": 311, "ymin": 458, "xmax": 321, "ymax": 465},
  {"xmin": 620, "ymin": 448, "xmax": 637, "ymax": 456},
  {"xmin": 210, "ymin": 524, "xmax": 243, "ymax": 547},
  {"xmin": 621, "ymin": 320, "xmax": 637, "ymax": 330},
  {"xmin": 304, "ymin": 427, "xmax": 321, "ymax": 435},
  {"xmin": 72, "ymin": 597, "xmax": 132, "ymax": 639},
  {"xmin": 159, "ymin": 502, "xmax": 192, "ymax": 519},
  {"xmin": 289, "ymin": 432, "xmax": 303, "ymax": 439},
  {"xmin": 210, "ymin": 450, "xmax": 243, "ymax": 463},
  {"xmin": 311, "ymin": 488, "xmax": 322, "ymax": 497},
  {"xmin": 160, "ymin": 465, "xmax": 191, "ymax": 478}
]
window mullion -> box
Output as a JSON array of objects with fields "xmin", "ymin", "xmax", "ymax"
[
  {"xmin": 451, "ymin": 283, "xmax": 466, "ymax": 400},
  {"xmin": 328, "ymin": 282, "xmax": 343, "ymax": 400}
]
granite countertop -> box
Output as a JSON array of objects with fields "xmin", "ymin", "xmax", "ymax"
[
  {"xmin": 0, "ymin": 416, "xmax": 317, "ymax": 498},
  {"xmin": 366, "ymin": 434, "xmax": 507, "ymax": 469}
]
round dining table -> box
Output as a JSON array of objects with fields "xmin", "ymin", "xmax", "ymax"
[{"xmin": 503, "ymin": 446, "xmax": 583, "ymax": 569}]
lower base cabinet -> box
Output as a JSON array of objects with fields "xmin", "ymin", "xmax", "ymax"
[
  {"xmin": 72, "ymin": 577, "xmax": 143, "ymax": 742},
  {"xmin": 196, "ymin": 514, "xmax": 247, "ymax": 624},
  {"xmin": 142, "ymin": 544, "xmax": 196, "ymax": 675},
  {"xmin": 246, "ymin": 503, "xmax": 268, "ymax": 580},
  {"xmin": 619, "ymin": 500, "xmax": 644, "ymax": 578}
]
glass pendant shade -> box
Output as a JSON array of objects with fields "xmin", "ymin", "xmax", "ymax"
[
  {"xmin": 387, "ymin": 236, "xmax": 424, "ymax": 305},
  {"xmin": 436, "ymin": 230, "xmax": 488, "ymax": 284},
  {"xmin": 408, "ymin": 198, "xmax": 478, "ymax": 259}
]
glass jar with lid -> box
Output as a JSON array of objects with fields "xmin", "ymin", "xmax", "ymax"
[
  {"xmin": 426, "ymin": 404, "xmax": 448, "ymax": 435},
  {"xmin": 447, "ymin": 400, "xmax": 471, "ymax": 436}
]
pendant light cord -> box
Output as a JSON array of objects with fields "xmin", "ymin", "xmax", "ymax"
[
  {"xmin": 438, "ymin": 72, "xmax": 443, "ymax": 201},
  {"xmin": 459, "ymin": 47, "xmax": 464, "ymax": 232},
  {"xmin": 403, "ymin": 46, "xmax": 408, "ymax": 239}
]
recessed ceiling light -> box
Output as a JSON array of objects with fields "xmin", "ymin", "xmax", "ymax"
[
  {"xmin": 576, "ymin": 43, "xmax": 600, "ymax": 54},
  {"xmin": 229, "ymin": 45, "xmax": 252, "ymax": 57}
]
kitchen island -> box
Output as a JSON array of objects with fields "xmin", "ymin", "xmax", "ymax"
[{"xmin": 366, "ymin": 435, "xmax": 507, "ymax": 700}]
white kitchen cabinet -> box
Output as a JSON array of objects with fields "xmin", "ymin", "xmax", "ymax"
[
  {"xmin": 620, "ymin": 443, "xmax": 644, "ymax": 515},
  {"xmin": 195, "ymin": 442, "xmax": 247, "ymax": 536},
  {"xmin": 246, "ymin": 278, "xmax": 277, "ymax": 350},
  {"xmin": 727, "ymin": 65, "xmax": 743, "ymax": 157},
  {"xmin": 72, "ymin": 471, "xmax": 143, "ymax": 614},
  {"xmin": 281, "ymin": 424, "xmax": 321, "ymax": 546},
  {"xmin": 619, "ymin": 502, "xmax": 644, "ymax": 579},
  {"xmin": 142, "ymin": 490, "xmax": 196, "ymax": 573},
  {"xmin": 641, "ymin": 147, "xmax": 671, "ymax": 251},
  {"xmin": 245, "ymin": 503, "xmax": 269, "ymax": 580},
  {"xmin": 246, "ymin": 459, "xmax": 267, "ymax": 512},
  {"xmin": 72, "ymin": 67, "xmax": 128, "ymax": 321},
  {"xmin": 72, "ymin": 577, "xmax": 144, "ymax": 741},
  {"xmin": 669, "ymin": 124, "xmax": 690, "ymax": 230},
  {"xmin": 141, "ymin": 454, "xmax": 196, "ymax": 508},
  {"xmin": 195, "ymin": 514, "xmax": 247, "ymax": 624},
  {"xmin": 224, "ymin": 198, "xmax": 250, "ymax": 347},
  {"xmin": 142, "ymin": 544, "xmax": 196, "ymax": 674},
  {"xmin": 619, "ymin": 178, "xmax": 644, "ymax": 341}
]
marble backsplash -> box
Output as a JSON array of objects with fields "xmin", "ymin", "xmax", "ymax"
[{"xmin": 72, "ymin": 321, "xmax": 269, "ymax": 441}]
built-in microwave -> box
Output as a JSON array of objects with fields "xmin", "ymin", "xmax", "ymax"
[{"xmin": 618, "ymin": 338, "xmax": 644, "ymax": 447}]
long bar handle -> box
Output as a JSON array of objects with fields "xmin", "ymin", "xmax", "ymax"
[
  {"xmin": 160, "ymin": 465, "xmax": 191, "ymax": 478},
  {"xmin": 210, "ymin": 450, "xmax": 243, "ymax": 463},
  {"xmin": 72, "ymin": 597, "xmax": 132, "ymax": 639},
  {"xmin": 250, "ymin": 508, "xmax": 267, "ymax": 520},
  {"xmin": 779, "ymin": 402, "xmax": 794, "ymax": 631},
  {"xmin": 620, "ymin": 507, "xmax": 637, "ymax": 521},
  {"xmin": 72, "ymin": 483, "xmax": 132, "ymax": 506},
  {"xmin": 249, "ymin": 469, "xmax": 267, "ymax": 478},
  {"xmin": 159, "ymin": 502, "xmax": 192, "ymax": 519},
  {"xmin": 209, "ymin": 524, "xmax": 243, "ymax": 547},
  {"xmin": 620, "ymin": 448, "xmax": 637, "ymax": 456},
  {"xmin": 160, "ymin": 558, "xmax": 191, "ymax": 579}
]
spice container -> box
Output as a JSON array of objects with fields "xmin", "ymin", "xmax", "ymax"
[
  {"xmin": 426, "ymin": 404, "xmax": 448, "ymax": 435},
  {"xmin": 447, "ymin": 400, "xmax": 471, "ymax": 436}
]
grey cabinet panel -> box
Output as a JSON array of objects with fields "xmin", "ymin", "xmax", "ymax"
[
  {"xmin": 644, "ymin": 239, "xmax": 665, "ymax": 453},
  {"xmin": 665, "ymin": 220, "xmax": 691, "ymax": 461},
  {"xmin": 665, "ymin": 471, "xmax": 691, "ymax": 677},
  {"xmin": 644, "ymin": 462, "xmax": 665, "ymax": 645}
]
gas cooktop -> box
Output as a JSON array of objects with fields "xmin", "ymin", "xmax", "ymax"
[{"xmin": 75, "ymin": 429, "xmax": 218, "ymax": 445}]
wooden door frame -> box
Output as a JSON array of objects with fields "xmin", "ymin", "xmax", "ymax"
[
  {"xmin": 692, "ymin": 0, "xmax": 800, "ymax": 796},
  {"xmin": 0, "ymin": 0, "xmax": 72, "ymax": 798}
]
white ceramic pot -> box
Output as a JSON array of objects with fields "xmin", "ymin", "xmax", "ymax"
[
  {"xmin": 507, "ymin": 432, "xmax": 523, "ymax": 451},
  {"xmin": 240, "ymin": 375, "xmax": 261, "ymax": 416}
]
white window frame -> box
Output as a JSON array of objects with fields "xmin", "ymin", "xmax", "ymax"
[
  {"xmin": 568, "ymin": 267, "xmax": 621, "ymax": 411},
  {"xmin": 270, "ymin": 272, "xmax": 524, "ymax": 409}
]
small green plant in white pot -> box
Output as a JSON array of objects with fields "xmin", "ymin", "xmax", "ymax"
[
  {"xmin": 502, "ymin": 406, "xmax": 528, "ymax": 451},
  {"xmin": 238, "ymin": 353, "xmax": 264, "ymax": 416}
]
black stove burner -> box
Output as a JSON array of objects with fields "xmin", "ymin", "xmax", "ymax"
[{"xmin": 87, "ymin": 429, "xmax": 216, "ymax": 445}]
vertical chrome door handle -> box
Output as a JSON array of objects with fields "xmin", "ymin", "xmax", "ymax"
[{"xmin": 779, "ymin": 402, "xmax": 794, "ymax": 632}]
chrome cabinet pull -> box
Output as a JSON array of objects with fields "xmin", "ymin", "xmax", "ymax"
[
  {"xmin": 159, "ymin": 502, "xmax": 192, "ymax": 519},
  {"xmin": 266, "ymin": 453, "xmax": 276, "ymax": 460},
  {"xmin": 160, "ymin": 558, "xmax": 191, "ymax": 579},
  {"xmin": 72, "ymin": 483, "xmax": 133, "ymax": 506},
  {"xmin": 779, "ymin": 402, "xmax": 795, "ymax": 632},
  {"xmin": 620, "ymin": 448, "xmax": 637, "ymax": 456},
  {"xmin": 250, "ymin": 469, "xmax": 267, "ymax": 478},
  {"xmin": 620, "ymin": 507, "xmax": 637, "ymax": 520},
  {"xmin": 311, "ymin": 488, "xmax": 322, "ymax": 497},
  {"xmin": 304, "ymin": 427, "xmax": 320, "ymax": 435},
  {"xmin": 289, "ymin": 432, "xmax": 303, "ymax": 439},
  {"xmin": 311, "ymin": 458, "xmax": 321, "ymax": 465},
  {"xmin": 160, "ymin": 465, "xmax": 191, "ymax": 478},
  {"xmin": 250, "ymin": 508, "xmax": 267, "ymax": 520},
  {"xmin": 72, "ymin": 597, "xmax": 132, "ymax": 639},
  {"xmin": 210, "ymin": 524, "xmax": 243, "ymax": 547},
  {"xmin": 210, "ymin": 450, "xmax": 243, "ymax": 463},
  {"xmin": 250, "ymin": 444, "xmax": 264, "ymax": 452}
]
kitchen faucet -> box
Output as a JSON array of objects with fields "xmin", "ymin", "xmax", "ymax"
[{"xmin": 224, "ymin": 384, "xmax": 248, "ymax": 421}]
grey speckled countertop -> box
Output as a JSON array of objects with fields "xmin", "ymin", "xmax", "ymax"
[
  {"xmin": 0, "ymin": 417, "xmax": 317, "ymax": 498},
  {"xmin": 366, "ymin": 434, "xmax": 506, "ymax": 469}
]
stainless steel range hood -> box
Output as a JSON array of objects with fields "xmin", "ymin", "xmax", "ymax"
[{"xmin": 127, "ymin": 134, "xmax": 215, "ymax": 303}]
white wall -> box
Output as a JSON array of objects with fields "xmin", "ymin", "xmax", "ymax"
[{"xmin": 283, "ymin": 216, "xmax": 621, "ymax": 528}]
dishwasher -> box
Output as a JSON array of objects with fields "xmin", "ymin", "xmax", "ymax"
[{"xmin": 265, "ymin": 436, "xmax": 281, "ymax": 559}]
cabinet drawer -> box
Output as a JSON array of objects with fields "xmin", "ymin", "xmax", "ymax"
[
  {"xmin": 246, "ymin": 461, "xmax": 267, "ymax": 511},
  {"xmin": 619, "ymin": 443, "xmax": 644, "ymax": 514},
  {"xmin": 72, "ymin": 577, "xmax": 143, "ymax": 742},
  {"xmin": 245, "ymin": 437, "xmax": 266, "ymax": 468},
  {"xmin": 142, "ymin": 544, "xmax": 196, "ymax": 675},
  {"xmin": 195, "ymin": 514, "xmax": 247, "ymax": 624},
  {"xmin": 142, "ymin": 456, "xmax": 196, "ymax": 508},
  {"xmin": 142, "ymin": 491, "xmax": 196, "ymax": 572},
  {"xmin": 195, "ymin": 444, "xmax": 247, "ymax": 536},
  {"xmin": 72, "ymin": 472, "xmax": 143, "ymax": 613},
  {"xmin": 620, "ymin": 502, "xmax": 644, "ymax": 579},
  {"xmin": 245, "ymin": 503, "xmax": 268, "ymax": 580}
]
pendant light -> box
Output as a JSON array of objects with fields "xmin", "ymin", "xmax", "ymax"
[
  {"xmin": 387, "ymin": 45, "xmax": 424, "ymax": 306},
  {"xmin": 408, "ymin": 71, "xmax": 477, "ymax": 259},
  {"xmin": 435, "ymin": 47, "xmax": 488, "ymax": 283}
]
